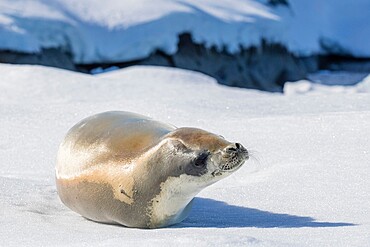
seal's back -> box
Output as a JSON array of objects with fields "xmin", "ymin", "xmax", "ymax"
[{"xmin": 56, "ymin": 111, "xmax": 175, "ymax": 179}]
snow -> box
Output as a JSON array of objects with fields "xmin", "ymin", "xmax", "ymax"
[
  {"xmin": 1, "ymin": 1, "xmax": 369, "ymax": 63},
  {"xmin": 280, "ymin": 0, "xmax": 370, "ymax": 57},
  {"xmin": 307, "ymin": 71, "xmax": 369, "ymax": 86},
  {"xmin": 284, "ymin": 71, "xmax": 370, "ymax": 95},
  {"xmin": 1, "ymin": 64, "xmax": 370, "ymax": 246}
]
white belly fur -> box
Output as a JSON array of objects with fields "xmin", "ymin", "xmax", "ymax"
[{"xmin": 149, "ymin": 174, "xmax": 210, "ymax": 228}]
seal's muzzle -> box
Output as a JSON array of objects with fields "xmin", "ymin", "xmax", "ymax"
[{"xmin": 220, "ymin": 143, "xmax": 248, "ymax": 172}]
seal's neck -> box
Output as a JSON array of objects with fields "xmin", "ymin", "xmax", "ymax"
[{"xmin": 148, "ymin": 174, "xmax": 205, "ymax": 228}]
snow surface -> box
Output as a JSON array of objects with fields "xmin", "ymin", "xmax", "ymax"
[
  {"xmin": 284, "ymin": 71, "xmax": 370, "ymax": 95},
  {"xmin": 1, "ymin": 64, "xmax": 370, "ymax": 246},
  {"xmin": 0, "ymin": 0, "xmax": 370, "ymax": 63}
]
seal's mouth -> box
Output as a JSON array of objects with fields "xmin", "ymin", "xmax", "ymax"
[
  {"xmin": 221, "ymin": 160, "xmax": 244, "ymax": 171},
  {"xmin": 212, "ymin": 143, "xmax": 248, "ymax": 176},
  {"xmin": 220, "ymin": 150, "xmax": 248, "ymax": 172}
]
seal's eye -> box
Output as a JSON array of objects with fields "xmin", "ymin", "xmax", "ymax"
[{"xmin": 194, "ymin": 152, "xmax": 208, "ymax": 168}]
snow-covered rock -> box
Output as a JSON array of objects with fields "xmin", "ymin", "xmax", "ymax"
[
  {"xmin": 1, "ymin": 1, "xmax": 369, "ymax": 91},
  {"xmin": 0, "ymin": 0, "xmax": 369, "ymax": 63}
]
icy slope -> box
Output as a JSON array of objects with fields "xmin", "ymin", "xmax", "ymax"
[
  {"xmin": 1, "ymin": 0, "xmax": 369, "ymax": 63},
  {"xmin": 0, "ymin": 64, "xmax": 370, "ymax": 246}
]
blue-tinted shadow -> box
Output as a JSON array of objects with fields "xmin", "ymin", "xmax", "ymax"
[{"xmin": 173, "ymin": 197, "xmax": 355, "ymax": 228}]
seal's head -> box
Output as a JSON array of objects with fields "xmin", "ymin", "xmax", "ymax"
[
  {"xmin": 164, "ymin": 127, "xmax": 248, "ymax": 179},
  {"xmin": 144, "ymin": 127, "xmax": 249, "ymax": 228}
]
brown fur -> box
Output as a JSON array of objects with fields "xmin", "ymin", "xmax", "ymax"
[
  {"xmin": 56, "ymin": 177, "xmax": 149, "ymax": 227},
  {"xmin": 165, "ymin": 127, "xmax": 230, "ymax": 152}
]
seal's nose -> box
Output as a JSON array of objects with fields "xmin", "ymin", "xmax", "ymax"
[{"xmin": 225, "ymin": 143, "xmax": 248, "ymax": 158}]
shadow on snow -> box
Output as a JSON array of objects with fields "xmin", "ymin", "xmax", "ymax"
[{"xmin": 173, "ymin": 197, "xmax": 355, "ymax": 228}]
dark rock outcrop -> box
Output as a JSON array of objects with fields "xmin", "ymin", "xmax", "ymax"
[
  {"xmin": 0, "ymin": 48, "xmax": 75, "ymax": 70},
  {"xmin": 138, "ymin": 34, "xmax": 317, "ymax": 92},
  {"xmin": 76, "ymin": 33, "xmax": 318, "ymax": 92},
  {"xmin": 2, "ymin": 33, "xmax": 369, "ymax": 92}
]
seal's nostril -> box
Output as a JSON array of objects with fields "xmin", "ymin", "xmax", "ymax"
[{"xmin": 225, "ymin": 143, "xmax": 246, "ymax": 153}]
